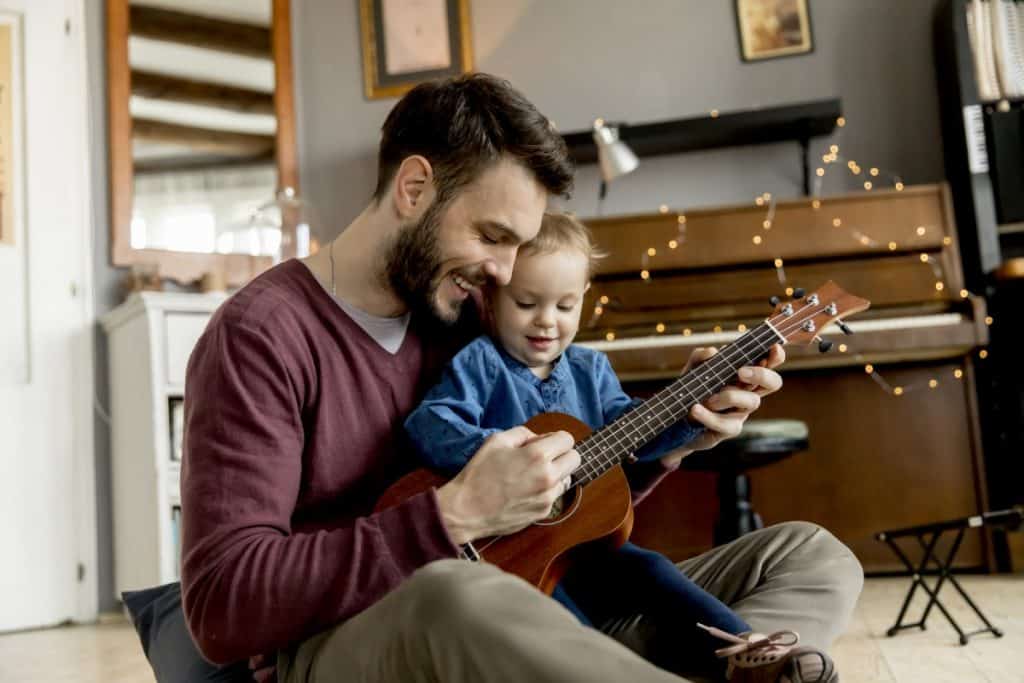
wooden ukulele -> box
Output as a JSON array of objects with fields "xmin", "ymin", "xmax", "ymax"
[{"xmin": 377, "ymin": 281, "xmax": 870, "ymax": 594}]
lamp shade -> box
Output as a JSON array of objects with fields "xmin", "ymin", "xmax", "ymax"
[{"xmin": 593, "ymin": 121, "xmax": 639, "ymax": 183}]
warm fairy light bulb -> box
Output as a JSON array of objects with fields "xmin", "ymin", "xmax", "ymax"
[
  {"xmin": 659, "ymin": 205, "xmax": 669, "ymax": 214},
  {"xmin": 895, "ymin": 182, "xmax": 905, "ymax": 191},
  {"xmin": 594, "ymin": 305, "xmax": 604, "ymax": 315},
  {"xmin": 917, "ymin": 226, "xmax": 927, "ymax": 236},
  {"xmin": 959, "ymin": 289, "xmax": 968, "ymax": 298},
  {"xmin": 605, "ymin": 331, "xmax": 615, "ymax": 341},
  {"xmin": 737, "ymin": 323, "xmax": 747, "ymax": 332},
  {"xmin": 954, "ymin": 369, "xmax": 963, "ymax": 379},
  {"xmin": 599, "ymin": 295, "xmax": 609, "ymax": 304},
  {"xmin": 683, "ymin": 328, "xmax": 692, "ymax": 336},
  {"xmin": 756, "ymin": 197, "xmax": 765, "ymax": 206},
  {"xmin": 935, "ymin": 282, "xmax": 944, "ymax": 291},
  {"xmin": 864, "ymin": 181, "xmax": 873, "ymax": 190},
  {"xmin": 640, "ymin": 270, "xmax": 650, "ymax": 280},
  {"xmin": 980, "ymin": 349, "xmax": 989, "ymax": 359},
  {"xmin": 919, "ymin": 253, "xmax": 930, "ymax": 263},
  {"xmin": 985, "ymin": 316, "xmax": 993, "ymax": 325},
  {"xmin": 710, "ymin": 109, "xmax": 719, "ymax": 118},
  {"xmin": 888, "ymin": 242, "xmax": 898, "ymax": 251},
  {"xmin": 865, "ymin": 364, "xmax": 874, "ymax": 374},
  {"xmin": 713, "ymin": 325, "xmax": 722, "ymax": 333},
  {"xmin": 647, "ymin": 247, "xmax": 657, "ymax": 256},
  {"xmin": 678, "ymin": 215, "xmax": 687, "ymax": 224},
  {"xmin": 832, "ymin": 218, "xmax": 842, "ymax": 227},
  {"xmin": 893, "ymin": 386, "xmax": 904, "ymax": 396},
  {"xmin": 816, "ymin": 168, "xmax": 825, "ymax": 177},
  {"xmin": 774, "ymin": 258, "xmax": 784, "ymax": 268},
  {"xmin": 929, "ymin": 379, "xmax": 938, "ymax": 389},
  {"xmin": 752, "ymin": 235, "xmax": 763, "ymax": 245},
  {"xmin": 870, "ymin": 168, "xmax": 879, "ymax": 176},
  {"xmin": 656, "ymin": 323, "xmax": 666, "ymax": 333},
  {"xmin": 763, "ymin": 220, "xmax": 772, "ymax": 229},
  {"xmin": 859, "ymin": 236, "xmax": 871, "ymax": 246},
  {"xmin": 668, "ymin": 239, "xmax": 678, "ymax": 249},
  {"xmin": 942, "ymin": 236, "xmax": 952, "ymax": 245},
  {"xmin": 847, "ymin": 160, "xmax": 856, "ymax": 170},
  {"xmin": 829, "ymin": 144, "xmax": 839, "ymax": 154},
  {"xmin": 838, "ymin": 343, "xmax": 848, "ymax": 353},
  {"xmin": 811, "ymin": 199, "xmax": 821, "ymax": 209},
  {"xmin": 837, "ymin": 116, "xmax": 846, "ymax": 127},
  {"xmin": 785, "ymin": 287, "xmax": 794, "ymax": 296}
]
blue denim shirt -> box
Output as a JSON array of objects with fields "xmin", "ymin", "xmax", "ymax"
[{"xmin": 404, "ymin": 335, "xmax": 703, "ymax": 473}]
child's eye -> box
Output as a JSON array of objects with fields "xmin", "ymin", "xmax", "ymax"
[
  {"xmin": 515, "ymin": 301, "xmax": 535, "ymax": 310},
  {"xmin": 557, "ymin": 305, "xmax": 574, "ymax": 312}
]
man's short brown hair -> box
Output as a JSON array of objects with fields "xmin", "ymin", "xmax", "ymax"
[
  {"xmin": 521, "ymin": 212, "xmax": 606, "ymax": 279},
  {"xmin": 373, "ymin": 74, "xmax": 574, "ymax": 205}
]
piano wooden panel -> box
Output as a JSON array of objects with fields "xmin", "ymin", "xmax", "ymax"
[
  {"xmin": 589, "ymin": 185, "xmax": 961, "ymax": 278},
  {"xmin": 628, "ymin": 359, "xmax": 990, "ymax": 572},
  {"xmin": 580, "ymin": 183, "xmax": 993, "ymax": 573}
]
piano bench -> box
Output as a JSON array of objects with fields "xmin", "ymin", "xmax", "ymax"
[{"xmin": 681, "ymin": 419, "xmax": 809, "ymax": 547}]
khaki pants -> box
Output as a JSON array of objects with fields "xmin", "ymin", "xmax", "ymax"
[{"xmin": 278, "ymin": 522, "xmax": 863, "ymax": 683}]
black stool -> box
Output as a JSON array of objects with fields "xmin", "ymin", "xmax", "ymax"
[
  {"xmin": 682, "ymin": 419, "xmax": 809, "ymax": 546},
  {"xmin": 875, "ymin": 507, "xmax": 1023, "ymax": 645}
]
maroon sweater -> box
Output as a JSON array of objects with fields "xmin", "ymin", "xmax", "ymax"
[{"xmin": 181, "ymin": 259, "xmax": 675, "ymax": 665}]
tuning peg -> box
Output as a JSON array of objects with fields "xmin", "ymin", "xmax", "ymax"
[
  {"xmin": 792, "ymin": 287, "xmax": 806, "ymax": 299},
  {"xmin": 769, "ymin": 295, "xmax": 781, "ymax": 307},
  {"xmin": 816, "ymin": 336, "xmax": 833, "ymax": 353},
  {"xmin": 837, "ymin": 320, "xmax": 854, "ymax": 335}
]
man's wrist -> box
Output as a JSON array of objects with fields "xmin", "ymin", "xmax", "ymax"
[{"xmin": 435, "ymin": 481, "xmax": 475, "ymax": 545}]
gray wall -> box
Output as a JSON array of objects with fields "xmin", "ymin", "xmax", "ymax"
[
  {"xmin": 88, "ymin": 0, "xmax": 945, "ymax": 610},
  {"xmin": 293, "ymin": 0, "xmax": 945, "ymax": 238}
]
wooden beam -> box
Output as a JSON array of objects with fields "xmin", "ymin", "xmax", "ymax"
[
  {"xmin": 131, "ymin": 70, "xmax": 274, "ymax": 115},
  {"xmin": 134, "ymin": 152, "xmax": 275, "ymax": 175},
  {"xmin": 132, "ymin": 118, "xmax": 275, "ymax": 157},
  {"xmin": 129, "ymin": 6, "xmax": 271, "ymax": 59}
]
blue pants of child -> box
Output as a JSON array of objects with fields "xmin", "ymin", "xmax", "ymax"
[{"xmin": 553, "ymin": 542, "xmax": 751, "ymax": 674}]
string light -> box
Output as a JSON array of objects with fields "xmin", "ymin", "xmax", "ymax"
[
  {"xmin": 659, "ymin": 205, "xmax": 669, "ymax": 214},
  {"xmin": 656, "ymin": 322, "xmax": 666, "ymax": 333},
  {"xmin": 605, "ymin": 331, "xmax": 615, "ymax": 341}
]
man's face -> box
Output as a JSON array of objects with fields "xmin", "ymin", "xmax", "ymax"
[{"xmin": 385, "ymin": 158, "xmax": 548, "ymax": 324}]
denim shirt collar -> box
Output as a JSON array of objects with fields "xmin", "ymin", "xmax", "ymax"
[{"xmin": 491, "ymin": 337, "xmax": 572, "ymax": 389}]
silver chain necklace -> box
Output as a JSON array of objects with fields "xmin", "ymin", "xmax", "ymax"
[{"xmin": 328, "ymin": 241, "xmax": 337, "ymax": 297}]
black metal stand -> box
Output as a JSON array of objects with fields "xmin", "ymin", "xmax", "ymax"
[{"xmin": 875, "ymin": 507, "xmax": 1022, "ymax": 645}]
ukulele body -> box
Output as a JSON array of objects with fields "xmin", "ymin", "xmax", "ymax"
[{"xmin": 376, "ymin": 411, "xmax": 634, "ymax": 594}]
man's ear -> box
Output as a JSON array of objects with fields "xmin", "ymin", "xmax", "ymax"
[{"xmin": 391, "ymin": 155, "xmax": 434, "ymax": 219}]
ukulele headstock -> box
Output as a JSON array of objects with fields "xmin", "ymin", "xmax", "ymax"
[{"xmin": 768, "ymin": 281, "xmax": 871, "ymax": 346}]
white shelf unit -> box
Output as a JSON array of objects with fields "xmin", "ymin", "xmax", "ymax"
[{"xmin": 101, "ymin": 291, "xmax": 226, "ymax": 597}]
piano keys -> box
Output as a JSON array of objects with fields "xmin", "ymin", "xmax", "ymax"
[{"xmin": 577, "ymin": 183, "xmax": 994, "ymax": 572}]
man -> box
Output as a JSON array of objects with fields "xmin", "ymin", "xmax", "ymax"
[{"xmin": 181, "ymin": 74, "xmax": 862, "ymax": 683}]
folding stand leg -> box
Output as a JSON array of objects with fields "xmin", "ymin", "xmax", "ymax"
[
  {"xmin": 883, "ymin": 528, "xmax": 1004, "ymax": 645},
  {"xmin": 917, "ymin": 529, "xmax": 1004, "ymax": 645}
]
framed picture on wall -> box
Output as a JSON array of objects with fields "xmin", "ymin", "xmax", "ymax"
[
  {"xmin": 734, "ymin": 0, "xmax": 813, "ymax": 62},
  {"xmin": 0, "ymin": 12, "xmax": 22, "ymax": 245},
  {"xmin": 359, "ymin": 0, "xmax": 474, "ymax": 100}
]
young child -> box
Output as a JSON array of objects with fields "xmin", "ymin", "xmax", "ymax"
[{"xmin": 404, "ymin": 213, "xmax": 825, "ymax": 681}]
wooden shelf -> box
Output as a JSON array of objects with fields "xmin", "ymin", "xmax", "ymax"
[{"xmin": 560, "ymin": 98, "xmax": 842, "ymax": 195}]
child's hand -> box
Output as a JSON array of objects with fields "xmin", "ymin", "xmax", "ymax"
[{"xmin": 659, "ymin": 344, "xmax": 785, "ymax": 467}]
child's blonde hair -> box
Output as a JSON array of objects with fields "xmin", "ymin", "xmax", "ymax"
[{"xmin": 520, "ymin": 212, "xmax": 606, "ymax": 278}]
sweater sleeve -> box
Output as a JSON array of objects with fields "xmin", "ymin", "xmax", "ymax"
[
  {"xmin": 180, "ymin": 320, "xmax": 459, "ymax": 665},
  {"xmin": 403, "ymin": 340, "xmax": 503, "ymax": 474}
]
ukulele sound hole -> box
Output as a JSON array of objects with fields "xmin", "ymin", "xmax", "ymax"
[{"xmin": 545, "ymin": 485, "xmax": 579, "ymax": 521}]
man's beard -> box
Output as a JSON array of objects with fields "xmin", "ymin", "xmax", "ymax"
[{"xmin": 384, "ymin": 199, "xmax": 465, "ymax": 326}]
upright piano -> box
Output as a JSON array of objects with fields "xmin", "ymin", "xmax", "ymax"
[{"xmin": 576, "ymin": 184, "xmax": 993, "ymax": 572}]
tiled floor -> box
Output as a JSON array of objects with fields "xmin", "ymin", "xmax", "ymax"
[{"xmin": 0, "ymin": 576, "xmax": 1021, "ymax": 682}]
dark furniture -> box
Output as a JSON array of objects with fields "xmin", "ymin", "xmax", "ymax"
[{"xmin": 682, "ymin": 420, "xmax": 809, "ymax": 546}]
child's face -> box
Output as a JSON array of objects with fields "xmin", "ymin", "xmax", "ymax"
[{"xmin": 491, "ymin": 248, "xmax": 589, "ymax": 370}]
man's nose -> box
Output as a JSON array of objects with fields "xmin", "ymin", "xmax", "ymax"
[{"xmin": 483, "ymin": 250, "xmax": 516, "ymax": 286}]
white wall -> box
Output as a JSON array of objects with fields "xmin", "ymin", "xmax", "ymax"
[{"xmin": 293, "ymin": 0, "xmax": 945, "ymax": 238}]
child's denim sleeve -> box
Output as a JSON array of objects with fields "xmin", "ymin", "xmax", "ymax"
[
  {"xmin": 403, "ymin": 345, "xmax": 503, "ymax": 474},
  {"xmin": 595, "ymin": 352, "xmax": 704, "ymax": 463}
]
